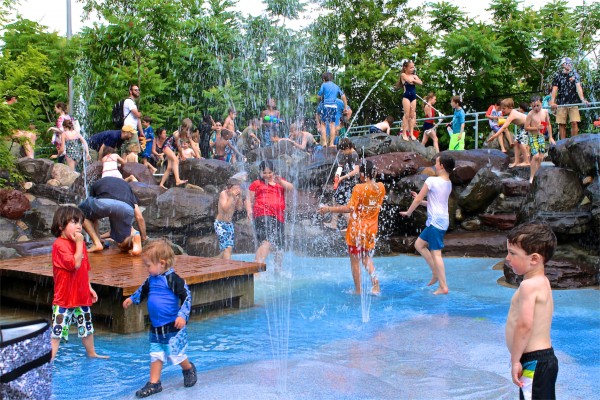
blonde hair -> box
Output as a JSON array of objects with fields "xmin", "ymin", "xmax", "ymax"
[
  {"xmin": 142, "ymin": 239, "xmax": 175, "ymax": 269},
  {"xmin": 501, "ymin": 98, "xmax": 515, "ymax": 109}
]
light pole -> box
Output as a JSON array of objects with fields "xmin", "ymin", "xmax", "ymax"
[{"xmin": 67, "ymin": 0, "xmax": 73, "ymax": 114}]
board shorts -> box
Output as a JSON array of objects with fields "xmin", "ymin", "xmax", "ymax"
[
  {"xmin": 51, "ymin": 305, "xmax": 94, "ymax": 341},
  {"xmin": 418, "ymin": 225, "xmax": 446, "ymax": 251},
  {"xmin": 519, "ymin": 348, "xmax": 558, "ymax": 400},
  {"xmin": 348, "ymin": 245, "xmax": 373, "ymax": 257},
  {"xmin": 149, "ymin": 324, "xmax": 188, "ymax": 365},
  {"xmin": 514, "ymin": 128, "xmax": 529, "ymax": 145},
  {"xmin": 529, "ymin": 134, "xmax": 546, "ymax": 156},
  {"xmin": 214, "ymin": 220, "xmax": 234, "ymax": 251},
  {"xmin": 320, "ymin": 105, "xmax": 337, "ymax": 124}
]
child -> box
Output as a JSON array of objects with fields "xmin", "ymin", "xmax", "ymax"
[
  {"xmin": 122, "ymin": 239, "xmax": 197, "ymax": 398},
  {"xmin": 223, "ymin": 107, "xmax": 237, "ymax": 133},
  {"xmin": 280, "ymin": 123, "xmax": 317, "ymax": 153},
  {"xmin": 141, "ymin": 116, "xmax": 157, "ymax": 174},
  {"xmin": 247, "ymin": 160, "xmax": 295, "ymax": 264},
  {"xmin": 50, "ymin": 206, "xmax": 108, "ymax": 360},
  {"xmin": 448, "ymin": 95, "xmax": 465, "ymax": 150},
  {"xmin": 486, "ymin": 99, "xmax": 511, "ymax": 153},
  {"xmin": 212, "ymin": 129, "xmax": 244, "ymax": 163},
  {"xmin": 369, "ymin": 116, "xmax": 395, "ymax": 135},
  {"xmin": 324, "ymin": 138, "xmax": 360, "ymax": 230},
  {"xmin": 61, "ymin": 119, "xmax": 90, "ymax": 171},
  {"xmin": 399, "ymin": 154, "xmax": 455, "ymax": 295},
  {"xmin": 319, "ymin": 160, "xmax": 385, "ymax": 295},
  {"xmin": 125, "ymin": 143, "xmax": 141, "ymax": 163},
  {"xmin": 260, "ymin": 98, "xmax": 281, "ymax": 147},
  {"xmin": 525, "ymin": 96, "xmax": 555, "ymax": 184},
  {"xmin": 317, "ymin": 72, "xmax": 349, "ymax": 147},
  {"xmin": 101, "ymin": 146, "xmax": 138, "ymax": 183},
  {"xmin": 488, "ymin": 98, "xmax": 530, "ymax": 168},
  {"xmin": 239, "ymin": 118, "xmax": 261, "ymax": 152},
  {"xmin": 505, "ymin": 222, "xmax": 558, "ymax": 400},
  {"xmin": 179, "ymin": 140, "xmax": 196, "ymax": 160},
  {"xmin": 394, "ymin": 60, "xmax": 422, "ymax": 141},
  {"xmin": 421, "ymin": 93, "xmax": 440, "ymax": 153},
  {"xmin": 215, "ymin": 178, "xmax": 244, "ymax": 259}
]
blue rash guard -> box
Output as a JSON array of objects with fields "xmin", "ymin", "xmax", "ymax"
[{"xmin": 130, "ymin": 268, "xmax": 192, "ymax": 328}]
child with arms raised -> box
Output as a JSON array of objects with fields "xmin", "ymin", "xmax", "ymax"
[
  {"xmin": 215, "ymin": 178, "xmax": 244, "ymax": 259},
  {"xmin": 50, "ymin": 206, "xmax": 108, "ymax": 360},
  {"xmin": 123, "ymin": 239, "xmax": 197, "ymax": 398},
  {"xmin": 505, "ymin": 222, "xmax": 558, "ymax": 400}
]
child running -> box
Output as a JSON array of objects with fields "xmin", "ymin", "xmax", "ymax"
[
  {"xmin": 525, "ymin": 96, "xmax": 555, "ymax": 183},
  {"xmin": 394, "ymin": 60, "xmax": 422, "ymax": 141},
  {"xmin": 505, "ymin": 222, "xmax": 558, "ymax": 400},
  {"xmin": 50, "ymin": 206, "xmax": 108, "ymax": 360},
  {"xmin": 399, "ymin": 154, "xmax": 454, "ymax": 295},
  {"xmin": 215, "ymin": 178, "xmax": 244, "ymax": 259},
  {"xmin": 319, "ymin": 160, "xmax": 385, "ymax": 295},
  {"xmin": 448, "ymin": 95, "xmax": 465, "ymax": 150},
  {"xmin": 123, "ymin": 239, "xmax": 197, "ymax": 398}
]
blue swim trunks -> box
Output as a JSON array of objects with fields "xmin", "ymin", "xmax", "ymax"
[
  {"xmin": 149, "ymin": 324, "xmax": 188, "ymax": 365},
  {"xmin": 320, "ymin": 105, "xmax": 337, "ymax": 124},
  {"xmin": 418, "ymin": 225, "xmax": 446, "ymax": 251},
  {"xmin": 214, "ymin": 220, "xmax": 234, "ymax": 251}
]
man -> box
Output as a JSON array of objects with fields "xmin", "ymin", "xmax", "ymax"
[
  {"xmin": 78, "ymin": 176, "xmax": 147, "ymax": 255},
  {"xmin": 550, "ymin": 57, "xmax": 590, "ymax": 139},
  {"xmin": 122, "ymin": 85, "xmax": 143, "ymax": 156},
  {"xmin": 87, "ymin": 125, "xmax": 135, "ymax": 159}
]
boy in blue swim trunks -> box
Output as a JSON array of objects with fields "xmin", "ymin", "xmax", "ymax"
[
  {"xmin": 123, "ymin": 239, "xmax": 197, "ymax": 398},
  {"xmin": 215, "ymin": 178, "xmax": 244, "ymax": 259},
  {"xmin": 317, "ymin": 71, "xmax": 348, "ymax": 147},
  {"xmin": 399, "ymin": 154, "xmax": 454, "ymax": 295}
]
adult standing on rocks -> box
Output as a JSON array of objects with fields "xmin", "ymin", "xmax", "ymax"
[{"xmin": 550, "ymin": 57, "xmax": 590, "ymax": 139}]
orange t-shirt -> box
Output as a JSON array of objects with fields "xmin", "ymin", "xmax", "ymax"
[{"xmin": 345, "ymin": 181, "xmax": 386, "ymax": 250}]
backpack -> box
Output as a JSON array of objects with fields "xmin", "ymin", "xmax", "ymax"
[{"xmin": 111, "ymin": 99, "xmax": 132, "ymax": 129}]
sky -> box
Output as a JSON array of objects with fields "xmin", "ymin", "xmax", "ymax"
[{"xmin": 10, "ymin": 0, "xmax": 587, "ymax": 36}]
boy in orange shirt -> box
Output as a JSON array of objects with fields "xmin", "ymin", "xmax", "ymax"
[{"xmin": 319, "ymin": 160, "xmax": 385, "ymax": 294}]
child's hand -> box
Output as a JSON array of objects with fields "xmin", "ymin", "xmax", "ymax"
[
  {"xmin": 511, "ymin": 361, "xmax": 524, "ymax": 387},
  {"xmin": 399, "ymin": 211, "xmax": 411, "ymax": 217},
  {"xmin": 90, "ymin": 287, "xmax": 98, "ymax": 303},
  {"xmin": 410, "ymin": 191, "xmax": 418, "ymax": 199},
  {"xmin": 72, "ymin": 232, "xmax": 84, "ymax": 243},
  {"xmin": 122, "ymin": 298, "xmax": 133, "ymax": 309},
  {"xmin": 174, "ymin": 316, "xmax": 186, "ymax": 329},
  {"xmin": 458, "ymin": 133, "xmax": 463, "ymax": 141},
  {"xmin": 273, "ymin": 175, "xmax": 282, "ymax": 184},
  {"xmin": 318, "ymin": 205, "xmax": 329, "ymax": 215}
]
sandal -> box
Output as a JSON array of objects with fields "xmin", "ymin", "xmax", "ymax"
[
  {"xmin": 135, "ymin": 381, "xmax": 162, "ymax": 398},
  {"xmin": 183, "ymin": 362, "xmax": 198, "ymax": 387}
]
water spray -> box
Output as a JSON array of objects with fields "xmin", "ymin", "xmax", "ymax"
[{"xmin": 346, "ymin": 68, "xmax": 393, "ymax": 136}]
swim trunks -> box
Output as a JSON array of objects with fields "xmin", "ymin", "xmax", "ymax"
[
  {"xmin": 369, "ymin": 126, "xmax": 384, "ymax": 134},
  {"xmin": 529, "ymin": 134, "xmax": 546, "ymax": 156},
  {"xmin": 51, "ymin": 305, "xmax": 94, "ymax": 341},
  {"xmin": 514, "ymin": 128, "xmax": 529, "ymax": 145},
  {"xmin": 214, "ymin": 220, "xmax": 234, "ymax": 251},
  {"xmin": 253, "ymin": 216, "xmax": 285, "ymax": 250},
  {"xmin": 149, "ymin": 324, "xmax": 188, "ymax": 365},
  {"xmin": 418, "ymin": 225, "xmax": 446, "ymax": 251},
  {"xmin": 519, "ymin": 347, "xmax": 558, "ymax": 400}
]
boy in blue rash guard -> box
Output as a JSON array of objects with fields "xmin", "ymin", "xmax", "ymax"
[
  {"xmin": 318, "ymin": 71, "xmax": 348, "ymax": 147},
  {"xmin": 448, "ymin": 95, "xmax": 465, "ymax": 150},
  {"xmin": 123, "ymin": 239, "xmax": 197, "ymax": 398}
]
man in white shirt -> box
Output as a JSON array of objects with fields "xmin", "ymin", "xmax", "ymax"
[{"xmin": 122, "ymin": 85, "xmax": 143, "ymax": 156}]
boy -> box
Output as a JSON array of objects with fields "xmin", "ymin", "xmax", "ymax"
[
  {"xmin": 141, "ymin": 116, "xmax": 157, "ymax": 173},
  {"xmin": 505, "ymin": 222, "xmax": 558, "ymax": 400},
  {"xmin": 211, "ymin": 129, "xmax": 244, "ymax": 163},
  {"xmin": 319, "ymin": 160, "xmax": 385, "ymax": 295},
  {"xmin": 486, "ymin": 100, "xmax": 511, "ymax": 153},
  {"xmin": 370, "ymin": 116, "xmax": 395, "ymax": 135},
  {"xmin": 399, "ymin": 154, "xmax": 454, "ymax": 295},
  {"xmin": 317, "ymin": 71, "xmax": 349, "ymax": 147},
  {"xmin": 488, "ymin": 98, "xmax": 529, "ymax": 168},
  {"xmin": 123, "ymin": 239, "xmax": 197, "ymax": 398},
  {"xmin": 525, "ymin": 96, "xmax": 555, "ymax": 184},
  {"xmin": 324, "ymin": 138, "xmax": 360, "ymax": 230},
  {"xmin": 125, "ymin": 143, "xmax": 141, "ymax": 163},
  {"xmin": 179, "ymin": 140, "xmax": 196, "ymax": 160},
  {"xmin": 215, "ymin": 178, "xmax": 244, "ymax": 259},
  {"xmin": 50, "ymin": 206, "xmax": 108, "ymax": 360}
]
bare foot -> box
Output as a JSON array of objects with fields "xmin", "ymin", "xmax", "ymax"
[
  {"xmin": 371, "ymin": 288, "xmax": 381, "ymax": 296},
  {"xmin": 501, "ymin": 149, "xmax": 507, "ymax": 153},
  {"xmin": 508, "ymin": 163, "xmax": 517, "ymax": 168},
  {"xmin": 159, "ymin": 185, "xmax": 168, "ymax": 190},
  {"xmin": 175, "ymin": 180, "xmax": 188, "ymax": 186},
  {"xmin": 87, "ymin": 244, "xmax": 104, "ymax": 253},
  {"xmin": 88, "ymin": 353, "xmax": 110, "ymax": 359},
  {"xmin": 427, "ymin": 276, "xmax": 438, "ymax": 286},
  {"xmin": 130, "ymin": 233, "xmax": 142, "ymax": 256},
  {"xmin": 401, "ymin": 134, "xmax": 409, "ymax": 141},
  {"xmin": 433, "ymin": 287, "xmax": 449, "ymax": 295},
  {"xmin": 517, "ymin": 162, "xmax": 530, "ymax": 166}
]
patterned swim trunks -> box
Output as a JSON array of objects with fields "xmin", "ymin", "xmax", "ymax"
[
  {"xmin": 514, "ymin": 128, "xmax": 529, "ymax": 145},
  {"xmin": 214, "ymin": 220, "xmax": 234, "ymax": 251},
  {"xmin": 51, "ymin": 305, "xmax": 95, "ymax": 341},
  {"xmin": 529, "ymin": 134, "xmax": 546, "ymax": 156}
]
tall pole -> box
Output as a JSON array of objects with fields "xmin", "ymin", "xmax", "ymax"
[{"xmin": 67, "ymin": 0, "xmax": 73, "ymax": 114}]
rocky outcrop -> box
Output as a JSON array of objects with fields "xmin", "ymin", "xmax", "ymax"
[
  {"xmin": 0, "ymin": 189, "xmax": 30, "ymax": 219},
  {"xmin": 549, "ymin": 134, "xmax": 600, "ymax": 176},
  {"xmin": 17, "ymin": 158, "xmax": 54, "ymax": 184}
]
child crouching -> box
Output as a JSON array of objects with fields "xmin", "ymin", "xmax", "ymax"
[{"xmin": 123, "ymin": 239, "xmax": 197, "ymax": 398}]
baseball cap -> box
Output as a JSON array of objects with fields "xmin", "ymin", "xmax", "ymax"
[
  {"xmin": 121, "ymin": 124, "xmax": 136, "ymax": 133},
  {"xmin": 561, "ymin": 57, "xmax": 573, "ymax": 66}
]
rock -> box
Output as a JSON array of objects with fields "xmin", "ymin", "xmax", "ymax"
[
  {"xmin": 387, "ymin": 136, "xmax": 431, "ymax": 159},
  {"xmin": 500, "ymin": 177, "xmax": 531, "ymax": 197},
  {"xmin": 461, "ymin": 217, "xmax": 481, "ymax": 231},
  {"xmin": 458, "ymin": 168, "xmax": 506, "ymax": 213},
  {"xmin": 530, "ymin": 167, "xmax": 583, "ymax": 212},
  {"xmin": 443, "ymin": 231, "xmax": 508, "ymax": 257},
  {"xmin": 479, "ymin": 213, "xmax": 517, "ymax": 230},
  {"xmin": 367, "ymin": 152, "xmax": 432, "ymax": 181},
  {"xmin": 297, "ymin": 159, "xmax": 337, "ymax": 190},
  {"xmin": 529, "ymin": 211, "xmax": 592, "ymax": 235},
  {"xmin": 71, "ymin": 162, "xmax": 104, "ymax": 199},
  {"xmin": 46, "ymin": 179, "xmax": 61, "ymax": 186},
  {"xmin": 129, "ymin": 182, "xmax": 165, "ymax": 207},
  {"xmin": 2, "ymin": 238, "xmax": 55, "ymax": 256},
  {"xmin": 246, "ymin": 140, "xmax": 307, "ymax": 162},
  {"xmin": 28, "ymin": 183, "xmax": 81, "ymax": 204},
  {"xmin": 179, "ymin": 158, "xmax": 235, "ymax": 188},
  {"xmin": 185, "ymin": 235, "xmax": 219, "ymax": 257},
  {"xmin": 233, "ymin": 218, "xmax": 256, "ymax": 254},
  {"xmin": 438, "ymin": 148, "xmax": 509, "ymax": 172},
  {"xmin": 122, "ymin": 162, "xmax": 156, "ymax": 185},
  {"xmin": 450, "ymin": 160, "xmax": 478, "ymax": 185},
  {"xmin": 350, "ymin": 133, "xmax": 393, "ymax": 157},
  {"xmin": 16, "ymin": 158, "xmax": 54, "ymax": 184},
  {"xmin": 0, "ymin": 218, "xmax": 19, "ymax": 243},
  {"xmin": 0, "ymin": 247, "xmax": 20, "ymax": 259},
  {"xmin": 485, "ymin": 195, "xmax": 527, "ymax": 214},
  {"xmin": 21, "ymin": 197, "xmax": 61, "ymax": 238},
  {"xmin": 0, "ymin": 189, "xmax": 30, "ymax": 219},
  {"xmin": 51, "ymin": 163, "xmax": 80, "ymax": 187},
  {"xmin": 22, "ymin": 182, "xmax": 33, "ymax": 190},
  {"xmin": 549, "ymin": 134, "xmax": 600, "ymax": 176},
  {"xmin": 291, "ymin": 219, "xmax": 347, "ymax": 257}
]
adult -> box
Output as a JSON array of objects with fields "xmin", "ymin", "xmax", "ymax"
[
  {"xmin": 78, "ymin": 176, "xmax": 147, "ymax": 255},
  {"xmin": 4, "ymin": 95, "xmax": 37, "ymax": 158},
  {"xmin": 198, "ymin": 115, "xmax": 213, "ymax": 159},
  {"xmin": 122, "ymin": 85, "xmax": 143, "ymax": 155},
  {"xmin": 87, "ymin": 125, "xmax": 136, "ymax": 159},
  {"xmin": 550, "ymin": 57, "xmax": 590, "ymax": 139}
]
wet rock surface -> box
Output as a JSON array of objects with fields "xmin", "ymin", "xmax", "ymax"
[{"xmin": 0, "ymin": 188, "xmax": 30, "ymax": 219}]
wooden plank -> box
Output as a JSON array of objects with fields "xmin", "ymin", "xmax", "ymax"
[{"xmin": 0, "ymin": 249, "xmax": 266, "ymax": 296}]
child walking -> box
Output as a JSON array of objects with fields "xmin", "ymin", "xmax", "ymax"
[
  {"xmin": 448, "ymin": 96, "xmax": 465, "ymax": 150},
  {"xmin": 215, "ymin": 178, "xmax": 244, "ymax": 259},
  {"xmin": 122, "ymin": 239, "xmax": 197, "ymax": 398},
  {"xmin": 50, "ymin": 206, "xmax": 108, "ymax": 360},
  {"xmin": 505, "ymin": 222, "xmax": 558, "ymax": 399},
  {"xmin": 400, "ymin": 154, "xmax": 455, "ymax": 295}
]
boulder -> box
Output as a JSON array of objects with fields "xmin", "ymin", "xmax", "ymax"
[
  {"xmin": 130, "ymin": 182, "xmax": 166, "ymax": 207},
  {"xmin": 387, "ymin": 136, "xmax": 431, "ymax": 159},
  {"xmin": 28, "ymin": 183, "xmax": 81, "ymax": 204},
  {"xmin": 461, "ymin": 217, "xmax": 482, "ymax": 231},
  {"xmin": 443, "ymin": 231, "xmax": 508, "ymax": 257},
  {"xmin": 51, "ymin": 163, "xmax": 80, "ymax": 187},
  {"xmin": 21, "ymin": 197, "xmax": 61, "ymax": 238},
  {"xmin": 16, "ymin": 158, "xmax": 54, "ymax": 184},
  {"xmin": 530, "ymin": 167, "xmax": 583, "ymax": 212},
  {"xmin": 0, "ymin": 218, "xmax": 19, "ymax": 243},
  {"xmin": 185, "ymin": 235, "xmax": 219, "ymax": 257},
  {"xmin": 0, "ymin": 247, "xmax": 20, "ymax": 259},
  {"xmin": 1, "ymin": 238, "xmax": 54, "ymax": 256},
  {"xmin": 350, "ymin": 133, "xmax": 392, "ymax": 157},
  {"xmin": 458, "ymin": 168, "xmax": 507, "ymax": 213},
  {"xmin": 0, "ymin": 189, "xmax": 30, "ymax": 219},
  {"xmin": 549, "ymin": 134, "xmax": 600, "ymax": 176},
  {"xmin": 367, "ymin": 152, "xmax": 432, "ymax": 181},
  {"xmin": 71, "ymin": 162, "xmax": 104, "ymax": 199},
  {"xmin": 528, "ymin": 211, "xmax": 592, "ymax": 235},
  {"xmin": 500, "ymin": 177, "xmax": 531, "ymax": 197},
  {"xmin": 450, "ymin": 160, "xmax": 478, "ymax": 185},
  {"xmin": 485, "ymin": 195, "xmax": 527, "ymax": 214},
  {"xmin": 122, "ymin": 162, "xmax": 156, "ymax": 185},
  {"xmin": 479, "ymin": 213, "xmax": 517, "ymax": 230},
  {"xmin": 438, "ymin": 148, "xmax": 509, "ymax": 172},
  {"xmin": 179, "ymin": 158, "xmax": 235, "ymax": 188}
]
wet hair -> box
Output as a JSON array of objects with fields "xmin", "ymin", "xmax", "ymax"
[
  {"xmin": 180, "ymin": 118, "xmax": 193, "ymax": 138},
  {"xmin": 4, "ymin": 94, "xmax": 16, "ymax": 101},
  {"xmin": 142, "ymin": 239, "xmax": 175, "ymax": 269},
  {"xmin": 385, "ymin": 115, "xmax": 395, "ymax": 124},
  {"xmin": 62, "ymin": 119, "xmax": 74, "ymax": 130},
  {"xmin": 101, "ymin": 146, "xmax": 115, "ymax": 159},
  {"xmin": 337, "ymin": 138, "xmax": 355, "ymax": 151},
  {"xmin": 519, "ymin": 102, "xmax": 530, "ymax": 112},
  {"xmin": 221, "ymin": 129, "xmax": 233, "ymax": 139},
  {"xmin": 227, "ymin": 178, "xmax": 242, "ymax": 188},
  {"xmin": 259, "ymin": 160, "xmax": 274, "ymax": 172},
  {"xmin": 55, "ymin": 102, "xmax": 68, "ymax": 113},
  {"xmin": 360, "ymin": 160, "xmax": 376, "ymax": 179},
  {"xmin": 142, "ymin": 116, "xmax": 152, "ymax": 123},
  {"xmin": 507, "ymin": 222, "xmax": 557, "ymax": 263},
  {"xmin": 439, "ymin": 154, "xmax": 455, "ymax": 172},
  {"xmin": 127, "ymin": 143, "xmax": 140, "ymax": 152},
  {"xmin": 501, "ymin": 98, "xmax": 514, "ymax": 109},
  {"xmin": 530, "ymin": 95, "xmax": 542, "ymax": 104},
  {"xmin": 321, "ymin": 72, "xmax": 333, "ymax": 82},
  {"xmin": 228, "ymin": 107, "xmax": 236, "ymax": 114},
  {"xmin": 51, "ymin": 206, "xmax": 85, "ymax": 238},
  {"xmin": 451, "ymin": 95, "xmax": 462, "ymax": 107}
]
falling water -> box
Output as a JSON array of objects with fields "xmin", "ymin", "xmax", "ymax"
[{"xmin": 346, "ymin": 68, "xmax": 393, "ymax": 134}]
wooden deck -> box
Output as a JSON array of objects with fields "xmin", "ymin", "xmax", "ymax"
[{"xmin": 0, "ymin": 249, "xmax": 266, "ymax": 333}]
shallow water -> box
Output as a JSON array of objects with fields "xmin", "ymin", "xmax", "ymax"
[{"xmin": 6, "ymin": 254, "xmax": 598, "ymax": 399}]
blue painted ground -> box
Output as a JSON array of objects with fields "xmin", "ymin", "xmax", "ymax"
[{"xmin": 48, "ymin": 254, "xmax": 599, "ymax": 399}]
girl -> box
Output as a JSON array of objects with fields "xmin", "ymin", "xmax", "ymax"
[
  {"xmin": 101, "ymin": 146, "xmax": 137, "ymax": 182},
  {"xmin": 421, "ymin": 93, "xmax": 440, "ymax": 153},
  {"xmin": 247, "ymin": 160, "xmax": 295, "ymax": 264},
  {"xmin": 159, "ymin": 119, "xmax": 198, "ymax": 189},
  {"xmin": 152, "ymin": 127, "xmax": 167, "ymax": 168},
  {"xmin": 48, "ymin": 102, "xmax": 72, "ymax": 162},
  {"xmin": 394, "ymin": 60, "xmax": 422, "ymax": 141},
  {"xmin": 448, "ymin": 95, "xmax": 465, "ymax": 151},
  {"xmin": 61, "ymin": 119, "xmax": 90, "ymax": 171}
]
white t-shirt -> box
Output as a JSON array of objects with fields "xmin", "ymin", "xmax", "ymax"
[
  {"xmin": 424, "ymin": 176, "xmax": 452, "ymax": 230},
  {"xmin": 123, "ymin": 98, "xmax": 138, "ymax": 129}
]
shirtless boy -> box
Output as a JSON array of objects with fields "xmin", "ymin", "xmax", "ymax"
[
  {"xmin": 524, "ymin": 96, "xmax": 556, "ymax": 184},
  {"xmin": 505, "ymin": 222, "xmax": 558, "ymax": 400},
  {"xmin": 214, "ymin": 178, "xmax": 244, "ymax": 259},
  {"xmin": 488, "ymin": 98, "xmax": 529, "ymax": 168}
]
